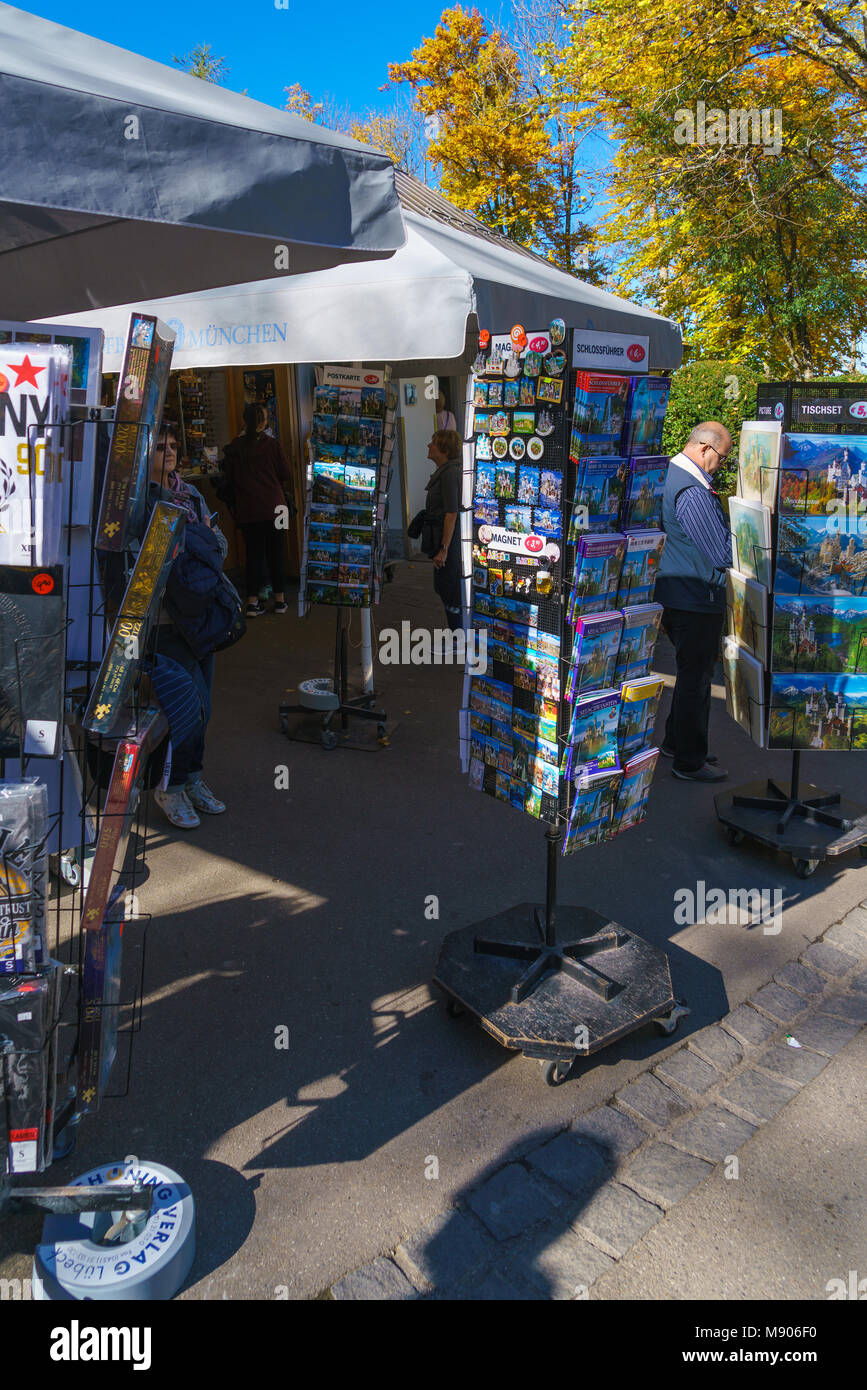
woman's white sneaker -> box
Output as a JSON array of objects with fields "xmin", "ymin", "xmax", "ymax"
[
  {"xmin": 154, "ymin": 788, "xmax": 200, "ymax": 828},
  {"xmin": 185, "ymin": 777, "xmax": 226, "ymax": 814}
]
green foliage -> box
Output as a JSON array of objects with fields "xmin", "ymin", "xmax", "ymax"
[
  {"xmin": 172, "ymin": 43, "xmax": 229, "ymax": 84},
  {"xmin": 662, "ymin": 362, "xmax": 761, "ymax": 498}
]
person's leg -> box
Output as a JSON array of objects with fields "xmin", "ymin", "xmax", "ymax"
[
  {"xmin": 266, "ymin": 525, "xmax": 288, "ymax": 605},
  {"xmin": 241, "ymin": 523, "xmax": 267, "ymax": 608},
  {"xmin": 434, "ymin": 539, "xmax": 463, "ymax": 632},
  {"xmin": 662, "ymin": 607, "xmax": 724, "ymax": 772}
]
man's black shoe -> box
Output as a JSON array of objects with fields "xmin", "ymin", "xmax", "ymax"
[
  {"xmin": 672, "ymin": 763, "xmax": 728, "ymax": 783},
  {"xmin": 661, "ymin": 744, "xmax": 719, "ymax": 765}
]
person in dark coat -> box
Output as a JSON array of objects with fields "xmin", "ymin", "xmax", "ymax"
[
  {"xmin": 425, "ymin": 428, "xmax": 463, "ymax": 631},
  {"xmin": 223, "ymin": 403, "xmax": 293, "ymax": 616}
]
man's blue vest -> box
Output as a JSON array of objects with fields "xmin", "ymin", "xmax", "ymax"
[{"xmin": 654, "ymin": 455, "xmax": 728, "ymax": 613}]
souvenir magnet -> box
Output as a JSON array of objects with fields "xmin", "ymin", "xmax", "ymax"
[
  {"xmin": 479, "ymin": 329, "xmax": 491, "ymax": 349},
  {"xmin": 549, "ymin": 318, "xmax": 566, "ymax": 346},
  {"xmin": 492, "ymin": 437, "xmax": 508, "ymax": 459},
  {"xmin": 509, "ymin": 437, "xmax": 526, "ymax": 461},
  {"xmin": 523, "ymin": 350, "xmax": 542, "ymax": 378},
  {"xmin": 490, "ymin": 410, "xmax": 510, "ymax": 436},
  {"xmin": 510, "ymin": 324, "xmax": 527, "ymax": 349},
  {"xmin": 526, "ymin": 436, "xmax": 544, "ymax": 461},
  {"xmin": 503, "ymin": 348, "xmax": 521, "ymax": 378},
  {"xmin": 543, "ymin": 351, "xmax": 566, "ymax": 376},
  {"xmin": 475, "ymin": 434, "xmax": 493, "ymax": 460},
  {"xmin": 536, "ymin": 409, "xmax": 555, "ymax": 437}
]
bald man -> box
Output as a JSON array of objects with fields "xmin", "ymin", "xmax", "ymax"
[{"xmin": 654, "ymin": 422, "xmax": 733, "ymax": 782}]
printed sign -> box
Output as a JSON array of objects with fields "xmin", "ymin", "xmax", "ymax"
[
  {"xmin": 571, "ymin": 329, "xmax": 650, "ymax": 373},
  {"xmin": 478, "ymin": 524, "xmax": 560, "ymax": 560}
]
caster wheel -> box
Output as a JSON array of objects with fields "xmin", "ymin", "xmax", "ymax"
[
  {"xmin": 725, "ymin": 826, "xmax": 745, "ymax": 847},
  {"xmin": 320, "ymin": 730, "xmax": 337, "ymax": 750},
  {"xmin": 654, "ymin": 1000, "xmax": 691, "ymax": 1035},
  {"xmin": 793, "ymin": 856, "xmax": 819, "ymax": 878},
  {"xmin": 59, "ymin": 855, "xmax": 81, "ymax": 888},
  {"xmin": 540, "ymin": 1060, "xmax": 571, "ymax": 1087},
  {"xmin": 446, "ymin": 998, "xmax": 464, "ymax": 1018}
]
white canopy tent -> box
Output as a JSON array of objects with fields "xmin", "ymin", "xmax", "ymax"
[{"xmin": 47, "ymin": 194, "xmax": 683, "ymax": 374}]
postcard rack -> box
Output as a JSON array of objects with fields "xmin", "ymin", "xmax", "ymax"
[
  {"xmin": 717, "ymin": 391, "xmax": 867, "ymax": 876},
  {"xmin": 436, "ymin": 333, "xmax": 686, "ymax": 1085},
  {"xmin": 1, "ymin": 405, "xmax": 161, "ymax": 1220}
]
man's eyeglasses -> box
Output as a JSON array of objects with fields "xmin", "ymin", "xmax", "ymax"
[{"xmin": 700, "ymin": 440, "xmax": 732, "ymax": 466}]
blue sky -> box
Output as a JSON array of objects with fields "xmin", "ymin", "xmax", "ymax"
[
  {"xmin": 18, "ymin": 0, "xmax": 614, "ymax": 194},
  {"xmin": 20, "ymin": 0, "xmax": 513, "ymax": 118}
]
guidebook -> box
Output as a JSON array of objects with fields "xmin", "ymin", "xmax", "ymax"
[
  {"xmin": 572, "ymin": 457, "xmax": 628, "ymax": 533},
  {"xmin": 567, "ymin": 534, "xmax": 626, "ymax": 620},
  {"xmin": 614, "ymin": 603, "xmax": 664, "ymax": 684},
  {"xmin": 624, "ymin": 377, "xmax": 671, "ymax": 456},
  {"xmin": 615, "ymin": 530, "xmax": 666, "ymax": 606},
  {"xmin": 561, "ymin": 688, "xmax": 621, "ymax": 780},
  {"xmin": 618, "ymin": 676, "xmax": 665, "ymax": 758},
  {"xmin": 566, "ymin": 611, "xmax": 624, "ymax": 700},
  {"xmin": 621, "ymin": 456, "xmax": 669, "ymax": 530},
  {"xmin": 562, "ymin": 767, "xmax": 624, "ymax": 855},
  {"xmin": 608, "ymin": 746, "xmax": 660, "ymax": 835},
  {"xmin": 569, "ymin": 372, "xmax": 630, "ymax": 458}
]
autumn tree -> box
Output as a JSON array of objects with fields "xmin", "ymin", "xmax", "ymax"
[
  {"xmin": 388, "ymin": 7, "xmax": 555, "ymax": 246},
  {"xmin": 552, "ymin": 0, "xmax": 867, "ymax": 374}
]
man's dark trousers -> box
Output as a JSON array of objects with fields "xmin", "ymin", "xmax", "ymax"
[{"xmin": 661, "ymin": 607, "xmax": 725, "ymax": 773}]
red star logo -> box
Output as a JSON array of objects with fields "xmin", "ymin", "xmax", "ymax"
[{"xmin": 7, "ymin": 354, "xmax": 46, "ymax": 389}]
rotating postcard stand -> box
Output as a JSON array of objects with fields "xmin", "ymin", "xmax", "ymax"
[
  {"xmin": 716, "ymin": 442, "xmax": 867, "ymax": 876},
  {"xmin": 434, "ymin": 331, "xmax": 685, "ymax": 1085},
  {"xmin": 279, "ymin": 605, "xmax": 388, "ymax": 751}
]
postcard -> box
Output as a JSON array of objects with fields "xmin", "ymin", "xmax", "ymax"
[
  {"xmin": 338, "ymin": 388, "xmax": 362, "ymax": 416},
  {"xmin": 772, "ymin": 595, "xmax": 867, "ymax": 675},
  {"xmin": 768, "ymin": 671, "xmax": 867, "ymax": 750}
]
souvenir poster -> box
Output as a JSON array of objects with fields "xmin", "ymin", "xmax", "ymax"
[
  {"xmin": 722, "ymin": 636, "xmax": 766, "ymax": 747},
  {"xmin": 772, "ymin": 596, "xmax": 867, "ymax": 676},
  {"xmin": 624, "ymin": 376, "xmax": 671, "ymax": 456},
  {"xmin": 738, "ymin": 421, "xmax": 782, "ymax": 510},
  {"xmin": 726, "ymin": 570, "xmax": 768, "ymax": 663},
  {"xmin": 0, "ymin": 565, "xmax": 65, "ymax": 758},
  {"xmin": 768, "ymin": 672, "xmax": 867, "ymax": 750},
  {"xmin": 80, "ymin": 708, "xmax": 167, "ymax": 937},
  {"xmin": 728, "ymin": 498, "xmax": 772, "ymax": 587},
  {"xmin": 779, "ymin": 433, "xmax": 867, "ymax": 516},
  {"xmin": 96, "ymin": 314, "xmax": 175, "ymax": 551},
  {"xmin": 78, "ymin": 886, "xmax": 124, "ymax": 1114},
  {"xmin": 83, "ymin": 503, "xmax": 184, "ymax": 736},
  {"xmin": 0, "ymin": 343, "xmax": 71, "ymax": 566},
  {"xmin": 775, "ymin": 514, "xmax": 867, "ymax": 597}
]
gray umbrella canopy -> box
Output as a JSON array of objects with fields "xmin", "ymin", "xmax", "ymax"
[{"xmin": 0, "ymin": 3, "xmax": 405, "ymax": 317}]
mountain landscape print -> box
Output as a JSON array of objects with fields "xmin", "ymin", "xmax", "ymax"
[
  {"xmin": 772, "ymin": 596, "xmax": 867, "ymax": 674},
  {"xmin": 776, "ymin": 515, "xmax": 867, "ymax": 596},
  {"xmin": 779, "ymin": 433, "xmax": 867, "ymax": 514},
  {"xmin": 768, "ymin": 673, "xmax": 867, "ymax": 750}
]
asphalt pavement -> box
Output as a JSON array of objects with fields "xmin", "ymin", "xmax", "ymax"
[{"xmin": 2, "ymin": 559, "xmax": 866, "ymax": 1300}]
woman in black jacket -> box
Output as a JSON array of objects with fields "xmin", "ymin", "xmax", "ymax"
[
  {"xmin": 424, "ymin": 428, "xmax": 463, "ymax": 632},
  {"xmin": 223, "ymin": 403, "xmax": 293, "ymax": 617}
]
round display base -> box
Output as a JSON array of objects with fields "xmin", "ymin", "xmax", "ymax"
[{"xmin": 32, "ymin": 1158, "xmax": 195, "ymax": 1301}]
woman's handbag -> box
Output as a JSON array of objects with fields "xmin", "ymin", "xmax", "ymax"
[
  {"xmin": 407, "ymin": 509, "xmax": 425, "ymax": 539},
  {"xmin": 407, "ymin": 508, "xmax": 442, "ymax": 556}
]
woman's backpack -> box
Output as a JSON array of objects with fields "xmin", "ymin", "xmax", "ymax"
[{"xmin": 163, "ymin": 521, "xmax": 246, "ymax": 659}]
